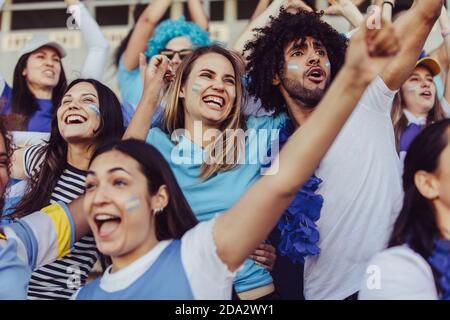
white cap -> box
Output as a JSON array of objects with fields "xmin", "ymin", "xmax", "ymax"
[{"xmin": 19, "ymin": 35, "xmax": 67, "ymax": 58}]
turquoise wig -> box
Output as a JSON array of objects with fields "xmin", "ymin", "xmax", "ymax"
[{"xmin": 145, "ymin": 16, "xmax": 211, "ymax": 59}]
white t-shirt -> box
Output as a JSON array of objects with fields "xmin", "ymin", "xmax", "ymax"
[
  {"xmin": 72, "ymin": 219, "xmax": 236, "ymax": 300},
  {"xmin": 304, "ymin": 76, "xmax": 404, "ymax": 300},
  {"xmin": 359, "ymin": 245, "xmax": 438, "ymax": 300}
]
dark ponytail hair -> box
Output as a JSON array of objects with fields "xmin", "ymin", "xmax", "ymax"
[
  {"xmin": 10, "ymin": 52, "xmax": 67, "ymax": 128},
  {"xmin": 11, "ymin": 79, "xmax": 125, "ymax": 219},
  {"xmin": 90, "ymin": 139, "xmax": 198, "ymax": 241},
  {"xmin": 389, "ymin": 119, "xmax": 450, "ymax": 292}
]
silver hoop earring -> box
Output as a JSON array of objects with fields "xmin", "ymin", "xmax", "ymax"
[{"xmin": 153, "ymin": 208, "xmax": 164, "ymax": 215}]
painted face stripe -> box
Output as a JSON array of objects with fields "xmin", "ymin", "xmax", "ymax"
[
  {"xmin": 192, "ymin": 83, "xmax": 202, "ymax": 92},
  {"xmin": 88, "ymin": 104, "xmax": 101, "ymax": 116},
  {"xmin": 124, "ymin": 196, "xmax": 141, "ymax": 213}
]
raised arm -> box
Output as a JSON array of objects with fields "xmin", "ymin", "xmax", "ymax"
[
  {"xmin": 323, "ymin": 0, "xmax": 365, "ymax": 28},
  {"xmin": 123, "ymin": 55, "xmax": 173, "ymax": 140},
  {"xmin": 233, "ymin": 0, "xmax": 313, "ymax": 58},
  {"xmin": 250, "ymin": 0, "xmax": 272, "ymax": 22},
  {"xmin": 65, "ymin": 0, "xmax": 109, "ymax": 80},
  {"xmin": 438, "ymin": 6, "xmax": 450, "ymax": 104},
  {"xmin": 123, "ymin": 0, "xmax": 173, "ymax": 71},
  {"xmin": 216, "ymin": 20, "xmax": 401, "ymax": 272},
  {"xmin": 381, "ymin": 0, "xmax": 443, "ymax": 91},
  {"xmin": 10, "ymin": 148, "xmax": 26, "ymax": 180},
  {"xmin": 187, "ymin": 0, "xmax": 209, "ymax": 30}
]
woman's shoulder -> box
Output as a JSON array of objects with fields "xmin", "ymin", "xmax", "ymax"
[{"xmin": 359, "ymin": 245, "xmax": 438, "ymax": 300}]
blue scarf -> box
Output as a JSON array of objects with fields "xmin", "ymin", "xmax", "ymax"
[
  {"xmin": 265, "ymin": 119, "xmax": 324, "ymax": 264},
  {"xmin": 428, "ymin": 239, "xmax": 450, "ymax": 300}
]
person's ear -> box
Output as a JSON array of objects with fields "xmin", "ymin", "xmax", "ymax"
[
  {"xmin": 179, "ymin": 84, "xmax": 186, "ymax": 99},
  {"xmin": 151, "ymin": 185, "xmax": 169, "ymax": 214},
  {"xmin": 415, "ymin": 170, "xmax": 440, "ymax": 200},
  {"xmin": 272, "ymin": 73, "xmax": 281, "ymax": 86},
  {"xmin": 22, "ymin": 67, "xmax": 28, "ymax": 77}
]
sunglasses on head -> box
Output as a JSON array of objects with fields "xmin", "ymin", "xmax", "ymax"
[{"xmin": 159, "ymin": 49, "xmax": 193, "ymax": 60}]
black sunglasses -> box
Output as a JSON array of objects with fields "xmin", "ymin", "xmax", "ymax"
[{"xmin": 159, "ymin": 49, "xmax": 193, "ymax": 60}]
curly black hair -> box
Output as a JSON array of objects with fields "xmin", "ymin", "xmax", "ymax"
[{"xmin": 245, "ymin": 9, "xmax": 348, "ymax": 114}]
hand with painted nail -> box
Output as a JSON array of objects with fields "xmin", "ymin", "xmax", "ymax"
[{"xmin": 250, "ymin": 243, "xmax": 277, "ymax": 272}]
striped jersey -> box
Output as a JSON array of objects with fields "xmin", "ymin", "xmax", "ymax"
[{"xmin": 23, "ymin": 144, "xmax": 98, "ymax": 300}]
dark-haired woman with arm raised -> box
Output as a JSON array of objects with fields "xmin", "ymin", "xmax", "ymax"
[{"xmin": 0, "ymin": 0, "xmax": 109, "ymax": 133}]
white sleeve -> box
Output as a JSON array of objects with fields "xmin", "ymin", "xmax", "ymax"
[
  {"xmin": 23, "ymin": 144, "xmax": 46, "ymax": 178},
  {"xmin": 0, "ymin": 202, "xmax": 75, "ymax": 271},
  {"xmin": 12, "ymin": 131, "xmax": 50, "ymax": 147},
  {"xmin": 68, "ymin": 3, "xmax": 109, "ymax": 80},
  {"xmin": 440, "ymin": 98, "xmax": 450, "ymax": 117},
  {"xmin": 358, "ymin": 76, "xmax": 398, "ymax": 115},
  {"xmin": 181, "ymin": 219, "xmax": 236, "ymax": 300},
  {"xmin": 359, "ymin": 246, "xmax": 438, "ymax": 300}
]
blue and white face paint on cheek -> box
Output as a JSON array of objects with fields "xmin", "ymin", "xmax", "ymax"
[
  {"xmin": 192, "ymin": 82, "xmax": 202, "ymax": 93},
  {"xmin": 406, "ymin": 85, "xmax": 419, "ymax": 93},
  {"xmin": 287, "ymin": 63, "xmax": 299, "ymax": 71},
  {"xmin": 325, "ymin": 60, "xmax": 331, "ymax": 69},
  {"xmin": 88, "ymin": 104, "xmax": 101, "ymax": 117},
  {"xmin": 124, "ymin": 195, "xmax": 141, "ymax": 213}
]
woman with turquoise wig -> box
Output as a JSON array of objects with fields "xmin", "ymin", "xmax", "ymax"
[{"xmin": 117, "ymin": 0, "xmax": 210, "ymax": 109}]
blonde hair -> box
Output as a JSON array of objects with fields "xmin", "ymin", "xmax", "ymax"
[{"xmin": 160, "ymin": 45, "xmax": 247, "ymax": 180}]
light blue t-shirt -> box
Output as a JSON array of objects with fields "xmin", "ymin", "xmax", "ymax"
[
  {"xmin": 117, "ymin": 55, "xmax": 143, "ymax": 108},
  {"xmin": 146, "ymin": 113, "xmax": 287, "ymax": 293}
]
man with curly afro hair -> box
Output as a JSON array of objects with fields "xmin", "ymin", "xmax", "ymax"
[
  {"xmin": 245, "ymin": 9, "xmax": 347, "ymax": 115},
  {"xmin": 244, "ymin": 2, "xmax": 443, "ymax": 300}
]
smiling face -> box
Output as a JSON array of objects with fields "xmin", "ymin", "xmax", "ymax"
[
  {"xmin": 57, "ymin": 82, "xmax": 101, "ymax": 144},
  {"xmin": 179, "ymin": 52, "xmax": 237, "ymax": 126},
  {"xmin": 401, "ymin": 66, "xmax": 437, "ymax": 117},
  {"xmin": 276, "ymin": 37, "xmax": 331, "ymax": 108},
  {"xmin": 84, "ymin": 150, "xmax": 158, "ymax": 261},
  {"xmin": 22, "ymin": 46, "xmax": 62, "ymax": 89}
]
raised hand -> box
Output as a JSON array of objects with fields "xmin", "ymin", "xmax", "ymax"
[
  {"xmin": 324, "ymin": 0, "xmax": 365, "ymax": 27},
  {"xmin": 64, "ymin": 0, "xmax": 80, "ymax": 6},
  {"xmin": 283, "ymin": 0, "xmax": 313, "ymax": 14},
  {"xmin": 345, "ymin": 18, "xmax": 401, "ymax": 80}
]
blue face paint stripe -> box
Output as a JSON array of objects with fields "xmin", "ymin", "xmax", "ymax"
[
  {"xmin": 124, "ymin": 196, "xmax": 141, "ymax": 213},
  {"xmin": 88, "ymin": 104, "xmax": 101, "ymax": 116},
  {"xmin": 192, "ymin": 83, "xmax": 202, "ymax": 92}
]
